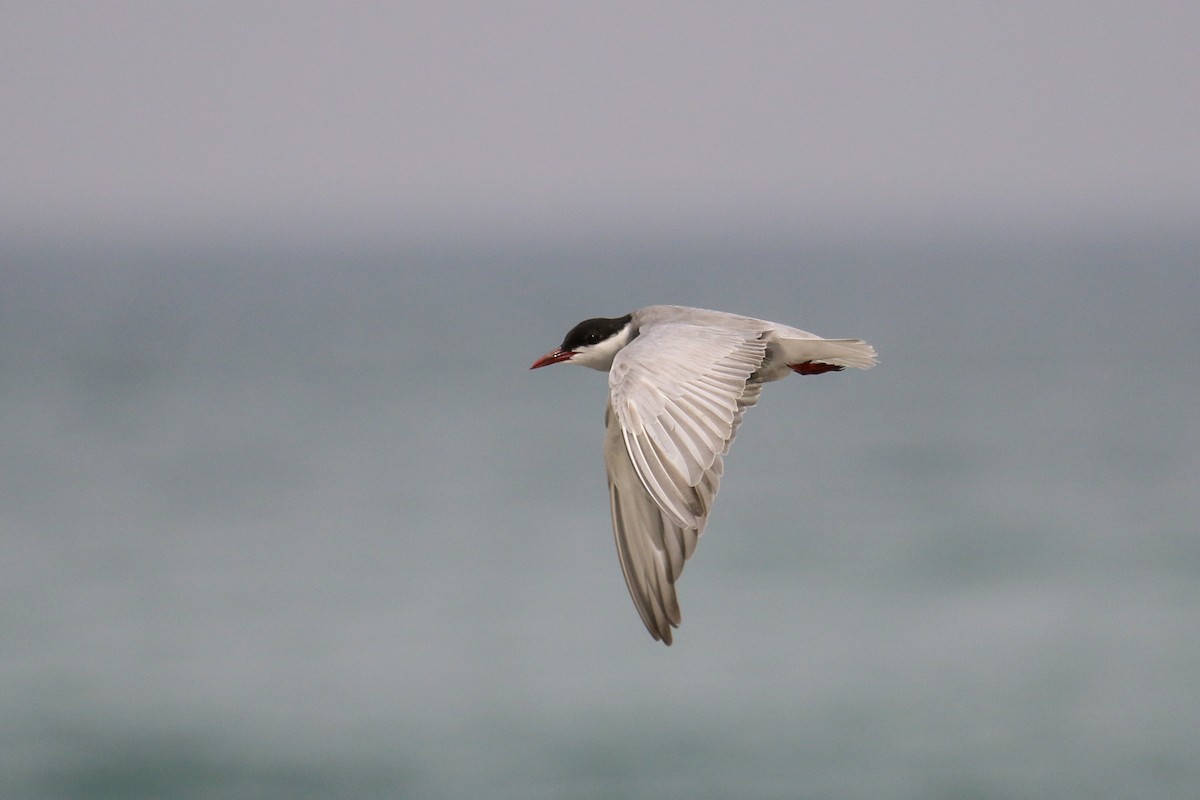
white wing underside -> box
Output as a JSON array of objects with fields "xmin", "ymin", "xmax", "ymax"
[{"xmin": 604, "ymin": 323, "xmax": 769, "ymax": 643}]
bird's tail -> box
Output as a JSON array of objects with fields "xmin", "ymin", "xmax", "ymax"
[{"xmin": 778, "ymin": 336, "xmax": 878, "ymax": 370}]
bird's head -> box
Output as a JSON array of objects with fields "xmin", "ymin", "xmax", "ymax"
[{"xmin": 530, "ymin": 314, "xmax": 634, "ymax": 372}]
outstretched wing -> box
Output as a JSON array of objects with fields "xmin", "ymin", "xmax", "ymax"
[{"xmin": 604, "ymin": 323, "xmax": 767, "ymax": 643}]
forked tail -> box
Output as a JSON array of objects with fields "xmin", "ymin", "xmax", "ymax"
[{"xmin": 782, "ymin": 337, "xmax": 877, "ymax": 373}]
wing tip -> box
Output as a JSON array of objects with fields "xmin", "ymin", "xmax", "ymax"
[{"xmin": 648, "ymin": 620, "xmax": 677, "ymax": 645}]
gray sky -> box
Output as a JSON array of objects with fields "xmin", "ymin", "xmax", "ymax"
[{"xmin": 4, "ymin": 1, "xmax": 1198, "ymax": 243}]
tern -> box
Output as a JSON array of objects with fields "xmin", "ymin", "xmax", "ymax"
[{"xmin": 531, "ymin": 305, "xmax": 876, "ymax": 644}]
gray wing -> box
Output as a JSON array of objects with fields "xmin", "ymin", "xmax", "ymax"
[{"xmin": 605, "ymin": 322, "xmax": 768, "ymax": 643}]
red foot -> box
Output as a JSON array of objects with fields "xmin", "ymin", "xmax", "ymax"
[{"xmin": 789, "ymin": 361, "xmax": 844, "ymax": 375}]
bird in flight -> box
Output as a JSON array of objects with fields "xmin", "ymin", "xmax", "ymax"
[{"xmin": 531, "ymin": 305, "xmax": 876, "ymax": 644}]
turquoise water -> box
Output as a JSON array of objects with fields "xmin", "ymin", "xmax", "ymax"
[{"xmin": 2, "ymin": 231, "xmax": 1197, "ymax": 799}]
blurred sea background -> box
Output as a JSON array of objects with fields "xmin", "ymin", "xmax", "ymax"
[{"xmin": 3, "ymin": 4, "xmax": 1198, "ymax": 799}]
